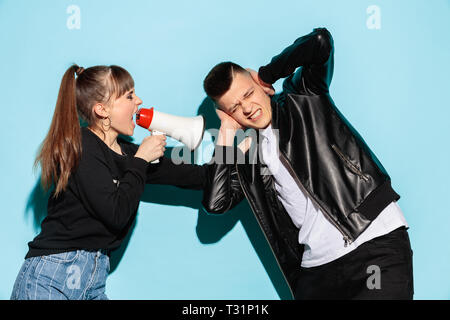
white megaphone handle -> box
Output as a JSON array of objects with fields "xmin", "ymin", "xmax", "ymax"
[{"xmin": 150, "ymin": 130, "xmax": 164, "ymax": 164}]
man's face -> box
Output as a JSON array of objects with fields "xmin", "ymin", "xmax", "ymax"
[{"xmin": 217, "ymin": 72, "xmax": 272, "ymax": 129}]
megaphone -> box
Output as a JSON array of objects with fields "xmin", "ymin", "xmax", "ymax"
[{"xmin": 135, "ymin": 107, "xmax": 205, "ymax": 163}]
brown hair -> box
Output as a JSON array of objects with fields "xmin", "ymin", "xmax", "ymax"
[
  {"xmin": 35, "ymin": 64, "xmax": 134, "ymax": 197},
  {"xmin": 203, "ymin": 61, "xmax": 248, "ymax": 101}
]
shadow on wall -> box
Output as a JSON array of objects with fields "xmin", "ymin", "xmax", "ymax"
[
  {"xmin": 23, "ymin": 97, "xmax": 292, "ymax": 300},
  {"xmin": 25, "ymin": 179, "xmax": 51, "ymax": 234}
]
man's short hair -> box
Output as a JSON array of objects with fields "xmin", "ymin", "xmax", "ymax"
[{"xmin": 203, "ymin": 62, "xmax": 247, "ymax": 102}]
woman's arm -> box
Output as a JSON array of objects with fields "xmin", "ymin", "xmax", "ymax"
[
  {"xmin": 145, "ymin": 156, "xmax": 208, "ymax": 190},
  {"xmin": 123, "ymin": 140, "xmax": 207, "ymax": 190},
  {"xmin": 74, "ymin": 148, "xmax": 148, "ymax": 234}
]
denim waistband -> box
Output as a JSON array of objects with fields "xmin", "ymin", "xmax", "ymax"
[{"xmin": 84, "ymin": 249, "xmax": 111, "ymax": 257}]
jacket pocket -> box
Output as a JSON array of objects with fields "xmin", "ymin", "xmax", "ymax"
[{"xmin": 331, "ymin": 144, "xmax": 369, "ymax": 182}]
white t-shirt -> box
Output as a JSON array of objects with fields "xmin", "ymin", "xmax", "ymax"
[{"xmin": 259, "ymin": 124, "xmax": 408, "ymax": 267}]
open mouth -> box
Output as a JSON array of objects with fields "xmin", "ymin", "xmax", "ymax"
[{"xmin": 248, "ymin": 109, "xmax": 262, "ymax": 121}]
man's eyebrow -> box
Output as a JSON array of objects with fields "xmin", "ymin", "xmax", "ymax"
[
  {"xmin": 230, "ymin": 87, "xmax": 254, "ymax": 110},
  {"xmin": 243, "ymin": 87, "xmax": 254, "ymax": 98}
]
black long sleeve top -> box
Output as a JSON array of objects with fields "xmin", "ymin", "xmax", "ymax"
[{"xmin": 26, "ymin": 127, "xmax": 207, "ymax": 259}]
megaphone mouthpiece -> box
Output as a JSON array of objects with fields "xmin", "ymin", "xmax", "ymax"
[{"xmin": 136, "ymin": 107, "xmax": 154, "ymax": 130}]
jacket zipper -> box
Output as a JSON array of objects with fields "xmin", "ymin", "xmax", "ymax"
[
  {"xmin": 278, "ymin": 152, "xmax": 354, "ymax": 247},
  {"xmin": 235, "ymin": 163, "xmax": 296, "ymax": 300},
  {"xmin": 331, "ymin": 144, "xmax": 369, "ymax": 182}
]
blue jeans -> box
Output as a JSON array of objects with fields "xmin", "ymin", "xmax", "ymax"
[{"xmin": 10, "ymin": 250, "xmax": 110, "ymax": 300}]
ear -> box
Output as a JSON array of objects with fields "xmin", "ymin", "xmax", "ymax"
[
  {"xmin": 92, "ymin": 103, "xmax": 110, "ymax": 118},
  {"xmin": 246, "ymin": 68, "xmax": 260, "ymax": 85},
  {"xmin": 246, "ymin": 68, "xmax": 275, "ymax": 96}
]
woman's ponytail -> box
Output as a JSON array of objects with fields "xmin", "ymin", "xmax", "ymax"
[{"xmin": 35, "ymin": 64, "xmax": 82, "ymax": 197}]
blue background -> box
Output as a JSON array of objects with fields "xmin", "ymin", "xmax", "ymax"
[{"xmin": 0, "ymin": 0, "xmax": 449, "ymax": 299}]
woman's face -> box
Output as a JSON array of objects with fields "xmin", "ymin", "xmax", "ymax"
[{"xmin": 110, "ymin": 88, "xmax": 142, "ymax": 136}]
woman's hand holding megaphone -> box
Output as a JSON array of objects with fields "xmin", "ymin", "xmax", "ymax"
[{"xmin": 134, "ymin": 134, "xmax": 167, "ymax": 163}]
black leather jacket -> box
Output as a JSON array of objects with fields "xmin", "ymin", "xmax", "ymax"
[{"xmin": 202, "ymin": 28, "xmax": 400, "ymax": 298}]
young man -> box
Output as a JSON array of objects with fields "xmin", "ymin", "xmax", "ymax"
[{"xmin": 201, "ymin": 27, "xmax": 413, "ymax": 299}]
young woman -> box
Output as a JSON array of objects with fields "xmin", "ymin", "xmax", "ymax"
[{"xmin": 10, "ymin": 64, "xmax": 208, "ymax": 300}]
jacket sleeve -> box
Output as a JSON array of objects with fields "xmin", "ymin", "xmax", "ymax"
[
  {"xmin": 258, "ymin": 27, "xmax": 334, "ymax": 95},
  {"xmin": 74, "ymin": 148, "xmax": 148, "ymax": 234},
  {"xmin": 201, "ymin": 146, "xmax": 245, "ymax": 214}
]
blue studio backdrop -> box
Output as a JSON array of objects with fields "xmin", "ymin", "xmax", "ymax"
[{"xmin": 0, "ymin": 0, "xmax": 449, "ymax": 299}]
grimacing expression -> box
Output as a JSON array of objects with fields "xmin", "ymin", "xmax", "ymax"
[{"xmin": 217, "ymin": 72, "xmax": 272, "ymax": 129}]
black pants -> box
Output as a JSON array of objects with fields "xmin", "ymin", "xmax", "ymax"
[{"xmin": 293, "ymin": 227, "xmax": 414, "ymax": 300}]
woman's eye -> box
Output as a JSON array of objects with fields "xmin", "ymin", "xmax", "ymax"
[{"xmin": 127, "ymin": 95, "xmax": 133, "ymax": 100}]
